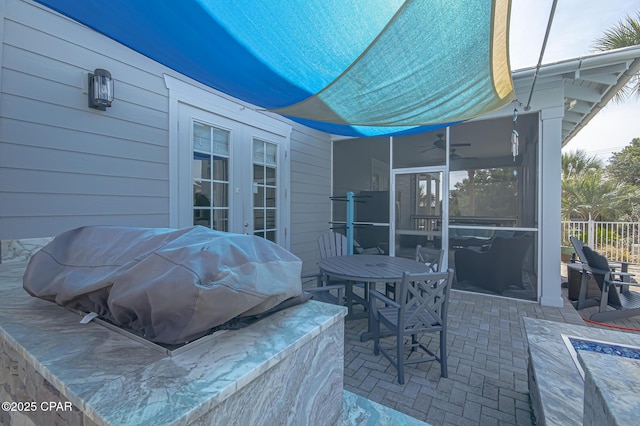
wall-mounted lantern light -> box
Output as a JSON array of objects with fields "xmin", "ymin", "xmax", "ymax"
[{"xmin": 88, "ymin": 68, "xmax": 114, "ymax": 111}]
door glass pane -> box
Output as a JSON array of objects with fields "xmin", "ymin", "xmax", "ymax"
[
  {"xmin": 394, "ymin": 171, "xmax": 443, "ymax": 258},
  {"xmin": 253, "ymin": 139, "xmax": 278, "ymax": 242},
  {"xmin": 266, "ymin": 187, "xmax": 276, "ymax": 207},
  {"xmin": 193, "ymin": 121, "xmax": 229, "ymax": 231},
  {"xmin": 254, "ymin": 186, "xmax": 264, "ymax": 207}
]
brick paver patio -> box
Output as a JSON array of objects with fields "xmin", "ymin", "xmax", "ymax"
[{"xmin": 341, "ymin": 279, "xmax": 640, "ymax": 426}]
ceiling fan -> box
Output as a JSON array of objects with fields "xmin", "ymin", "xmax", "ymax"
[{"xmin": 420, "ymin": 133, "xmax": 471, "ymax": 154}]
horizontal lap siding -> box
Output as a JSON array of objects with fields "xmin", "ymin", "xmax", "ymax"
[
  {"xmin": 289, "ymin": 127, "xmax": 332, "ymax": 274},
  {"xmin": 1, "ymin": 0, "xmax": 333, "ymax": 270},
  {"xmin": 0, "ymin": 0, "xmax": 170, "ymax": 239}
]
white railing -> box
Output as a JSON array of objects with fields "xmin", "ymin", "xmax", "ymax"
[{"xmin": 561, "ymin": 218, "xmax": 640, "ymax": 263}]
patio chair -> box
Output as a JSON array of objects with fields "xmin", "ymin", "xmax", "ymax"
[
  {"xmin": 317, "ymin": 231, "xmax": 378, "ymax": 315},
  {"xmin": 370, "ymin": 269, "xmax": 454, "ymax": 384},
  {"xmin": 570, "ymin": 236, "xmax": 626, "ymax": 271},
  {"xmin": 386, "ymin": 245, "xmax": 443, "ymax": 299},
  {"xmin": 454, "ymin": 234, "xmax": 532, "ymax": 294},
  {"xmin": 581, "ymin": 246, "xmax": 640, "ymax": 322},
  {"xmin": 569, "ymin": 236, "xmax": 587, "ymax": 263},
  {"xmin": 318, "ymin": 231, "xmax": 349, "ymax": 258},
  {"xmin": 301, "ymin": 272, "xmax": 344, "ymax": 306}
]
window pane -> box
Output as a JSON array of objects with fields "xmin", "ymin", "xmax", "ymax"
[
  {"xmin": 193, "ymin": 123, "xmax": 211, "ymax": 153},
  {"xmin": 266, "ymin": 167, "xmax": 276, "ymax": 185},
  {"xmin": 254, "ymin": 210, "xmax": 264, "ymax": 229},
  {"xmin": 212, "ymin": 128, "xmax": 229, "ymax": 156},
  {"xmin": 212, "ymin": 182, "xmax": 228, "ymax": 208},
  {"xmin": 253, "ymin": 139, "xmax": 264, "ymax": 162},
  {"xmin": 212, "ymin": 157, "xmax": 228, "ymax": 181},
  {"xmin": 213, "ymin": 209, "xmax": 228, "ymax": 232},
  {"xmin": 193, "ymin": 156, "xmax": 211, "ymax": 180},
  {"xmin": 254, "ymin": 186, "xmax": 264, "ymax": 207},
  {"xmin": 265, "ymin": 143, "xmax": 277, "ymax": 166},
  {"xmin": 266, "ymin": 187, "xmax": 276, "ymax": 207},
  {"xmin": 266, "ymin": 209, "xmax": 276, "ymax": 229},
  {"xmin": 265, "ymin": 231, "xmax": 276, "ymax": 242},
  {"xmin": 254, "ymin": 165, "xmax": 264, "ymax": 184},
  {"xmin": 194, "ymin": 183, "xmax": 212, "ymax": 208}
]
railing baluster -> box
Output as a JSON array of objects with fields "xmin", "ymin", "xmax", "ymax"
[{"xmin": 561, "ymin": 219, "xmax": 640, "ymax": 263}]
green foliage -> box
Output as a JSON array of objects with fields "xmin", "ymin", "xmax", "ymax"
[
  {"xmin": 606, "ymin": 138, "xmax": 640, "ymax": 186},
  {"xmin": 450, "ymin": 167, "xmax": 517, "ymax": 218},
  {"xmin": 592, "ymin": 11, "xmax": 640, "ymax": 101},
  {"xmin": 562, "ymin": 149, "xmax": 602, "ymax": 179},
  {"xmin": 561, "ymin": 150, "xmax": 629, "ymax": 220}
]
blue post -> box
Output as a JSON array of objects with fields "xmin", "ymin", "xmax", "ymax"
[{"xmin": 346, "ymin": 191, "xmax": 354, "ymax": 255}]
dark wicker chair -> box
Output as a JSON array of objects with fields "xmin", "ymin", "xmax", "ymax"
[{"xmin": 454, "ymin": 235, "xmax": 533, "ymax": 294}]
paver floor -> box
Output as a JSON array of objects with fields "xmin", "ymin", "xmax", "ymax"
[{"xmin": 342, "ymin": 280, "xmax": 640, "ymax": 426}]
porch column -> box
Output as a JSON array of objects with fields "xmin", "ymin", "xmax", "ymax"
[{"xmin": 539, "ymin": 107, "xmax": 563, "ymax": 307}]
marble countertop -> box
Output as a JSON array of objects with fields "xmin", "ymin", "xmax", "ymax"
[
  {"xmin": 524, "ymin": 317, "xmax": 640, "ymax": 426},
  {"xmin": 0, "ymin": 262, "xmax": 346, "ymax": 425},
  {"xmin": 579, "ymin": 351, "xmax": 640, "ymax": 426}
]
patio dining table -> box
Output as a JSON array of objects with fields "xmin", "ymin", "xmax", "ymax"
[{"xmin": 318, "ymin": 254, "xmax": 430, "ymax": 340}]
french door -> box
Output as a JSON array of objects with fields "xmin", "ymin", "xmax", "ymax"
[{"xmin": 178, "ymin": 103, "xmax": 288, "ymax": 245}]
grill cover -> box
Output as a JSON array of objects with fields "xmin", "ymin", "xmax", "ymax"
[{"xmin": 23, "ymin": 226, "xmax": 303, "ymax": 344}]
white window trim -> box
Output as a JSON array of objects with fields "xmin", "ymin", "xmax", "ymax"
[{"xmin": 164, "ymin": 74, "xmax": 292, "ymax": 247}]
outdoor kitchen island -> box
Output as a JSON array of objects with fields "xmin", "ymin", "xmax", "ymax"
[{"xmin": 0, "ymin": 261, "xmax": 427, "ymax": 425}]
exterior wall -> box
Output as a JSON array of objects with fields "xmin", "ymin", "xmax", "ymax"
[
  {"xmin": 0, "ymin": 0, "xmax": 331, "ymax": 272},
  {"xmin": 289, "ymin": 126, "xmax": 332, "ymax": 275},
  {"xmin": 0, "ymin": 0, "xmax": 171, "ymax": 239}
]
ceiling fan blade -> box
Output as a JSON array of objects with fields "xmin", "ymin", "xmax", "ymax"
[{"xmin": 450, "ymin": 142, "xmax": 471, "ymax": 147}]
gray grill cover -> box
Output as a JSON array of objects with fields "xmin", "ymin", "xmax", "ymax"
[{"xmin": 23, "ymin": 226, "xmax": 303, "ymax": 344}]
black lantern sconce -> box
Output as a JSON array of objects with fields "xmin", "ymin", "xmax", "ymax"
[{"xmin": 88, "ymin": 68, "xmax": 114, "ymax": 110}]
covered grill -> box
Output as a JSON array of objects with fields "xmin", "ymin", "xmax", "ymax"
[{"xmin": 23, "ymin": 226, "xmax": 303, "ymax": 345}]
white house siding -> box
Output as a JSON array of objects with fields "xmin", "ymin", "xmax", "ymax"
[
  {"xmin": 0, "ymin": 0, "xmax": 332, "ymax": 273},
  {"xmin": 289, "ymin": 126, "xmax": 332, "ymax": 275},
  {"xmin": 0, "ymin": 0, "xmax": 170, "ymax": 239}
]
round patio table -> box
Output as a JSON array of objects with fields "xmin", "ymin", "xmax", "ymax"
[
  {"xmin": 318, "ymin": 254, "xmax": 430, "ymax": 341},
  {"xmin": 318, "ymin": 254, "xmax": 430, "ymax": 283}
]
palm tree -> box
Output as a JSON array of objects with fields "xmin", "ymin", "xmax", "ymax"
[
  {"xmin": 561, "ymin": 149, "xmax": 602, "ymax": 180},
  {"xmin": 562, "ymin": 169, "xmax": 627, "ymax": 220},
  {"xmin": 592, "ymin": 11, "xmax": 640, "ymax": 101}
]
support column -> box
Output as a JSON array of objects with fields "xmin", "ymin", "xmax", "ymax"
[{"xmin": 539, "ymin": 107, "xmax": 564, "ymax": 307}]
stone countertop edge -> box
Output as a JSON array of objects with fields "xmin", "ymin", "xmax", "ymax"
[
  {"xmin": 0, "ymin": 262, "xmax": 347, "ymax": 426},
  {"xmin": 523, "ymin": 317, "xmax": 640, "ymax": 426}
]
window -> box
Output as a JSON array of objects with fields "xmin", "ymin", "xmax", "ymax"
[
  {"xmin": 253, "ymin": 139, "xmax": 278, "ymax": 242},
  {"xmin": 192, "ymin": 122, "xmax": 230, "ymax": 231}
]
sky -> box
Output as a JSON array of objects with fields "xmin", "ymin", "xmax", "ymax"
[{"xmin": 509, "ymin": 0, "xmax": 640, "ymax": 164}]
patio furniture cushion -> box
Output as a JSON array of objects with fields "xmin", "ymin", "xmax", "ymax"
[{"xmin": 23, "ymin": 225, "xmax": 303, "ymax": 345}]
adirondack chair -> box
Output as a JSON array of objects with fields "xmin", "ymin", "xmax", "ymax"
[
  {"xmin": 303, "ymin": 232, "xmax": 353, "ymax": 307},
  {"xmin": 581, "ymin": 245, "xmax": 640, "ymax": 322},
  {"xmin": 568, "ymin": 236, "xmax": 630, "ymax": 304},
  {"xmin": 315, "ymin": 231, "xmax": 378, "ymax": 316}
]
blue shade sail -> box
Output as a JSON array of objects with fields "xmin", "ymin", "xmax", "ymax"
[{"xmin": 34, "ymin": 0, "xmax": 514, "ymax": 137}]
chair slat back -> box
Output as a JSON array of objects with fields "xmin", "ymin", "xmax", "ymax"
[
  {"xmin": 415, "ymin": 245, "xmax": 444, "ymax": 272},
  {"xmin": 397, "ymin": 270, "xmax": 454, "ymax": 331},
  {"xmin": 318, "ymin": 231, "xmax": 349, "ymax": 259},
  {"xmin": 570, "ymin": 236, "xmax": 587, "ymax": 263},
  {"xmin": 582, "ymin": 245, "xmax": 623, "ymax": 308}
]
